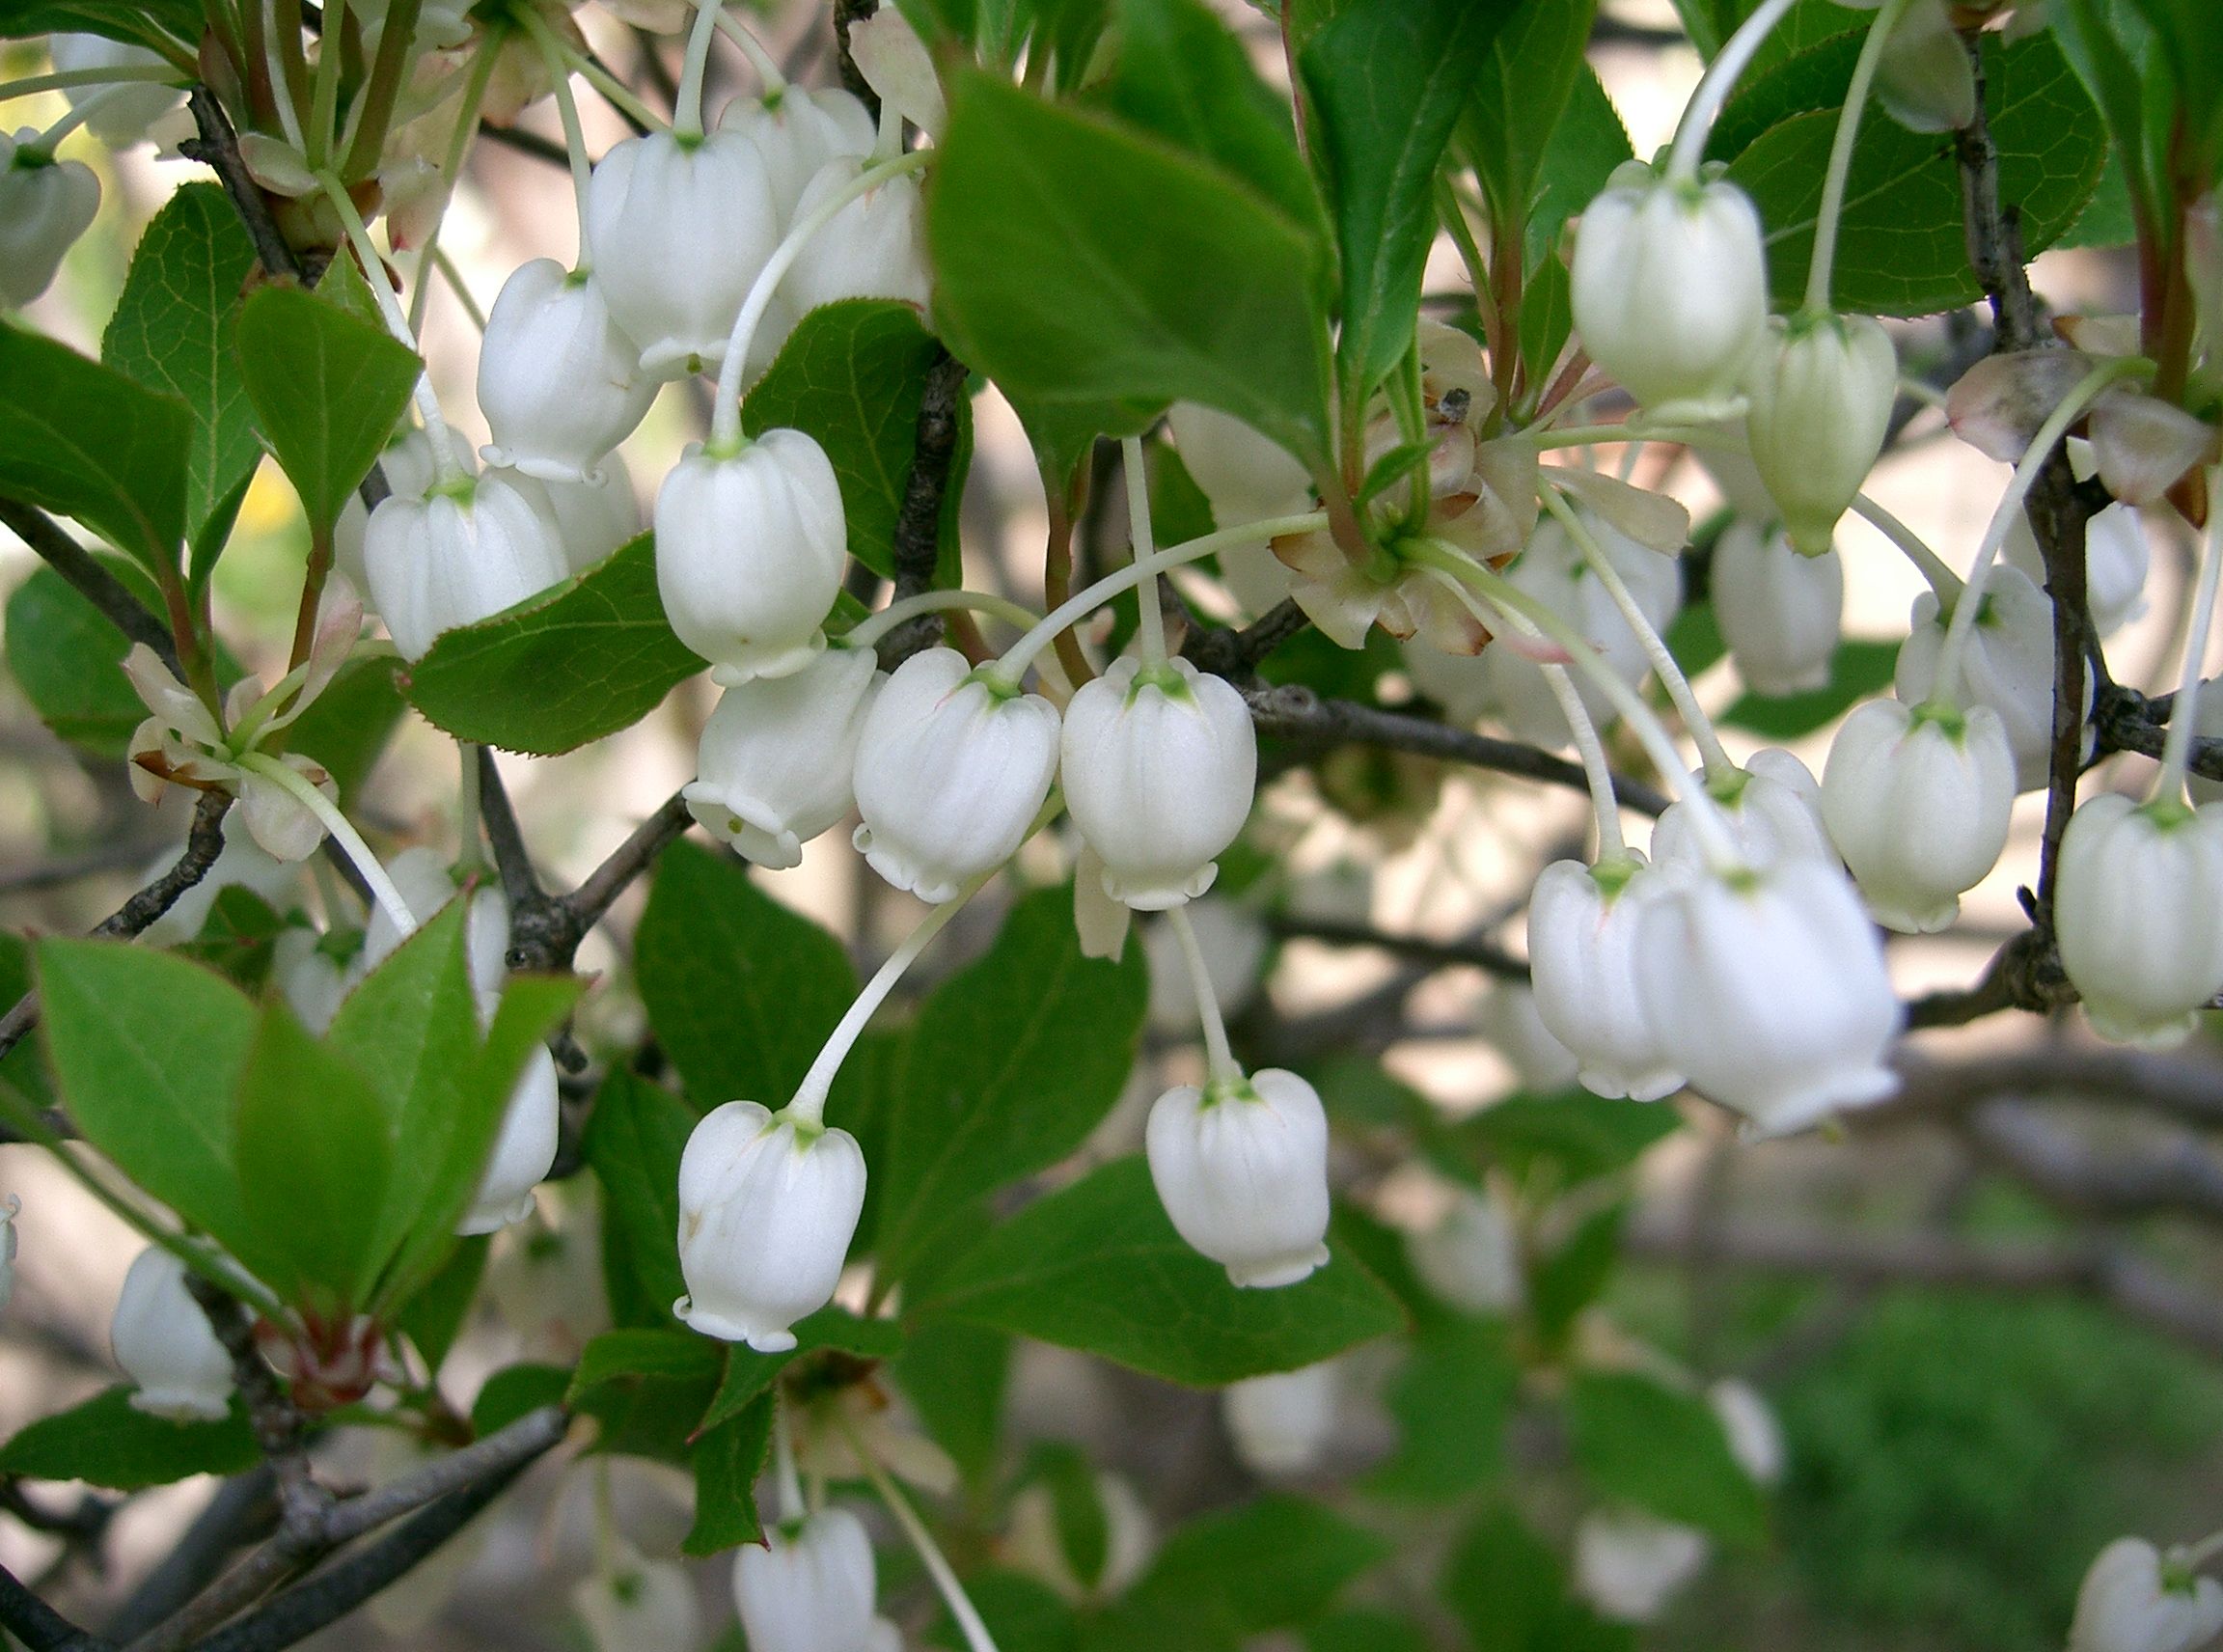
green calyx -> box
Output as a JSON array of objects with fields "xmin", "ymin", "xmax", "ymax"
[
  {"xmin": 10, "ymin": 146, "xmax": 56, "ymax": 172},
  {"xmin": 966, "ymin": 666, "xmax": 1029, "ymax": 702},
  {"xmin": 1908, "ymin": 700, "xmax": 1966, "ymax": 741},
  {"xmin": 1200, "ymin": 1073, "xmax": 1262, "ymax": 1111},
  {"xmin": 2141, "ymin": 795, "xmax": 2197, "ymax": 833},
  {"xmin": 1126, "ymin": 661, "xmax": 1193, "ymax": 705},
  {"xmin": 1706, "ymin": 766, "xmax": 1751, "ymax": 808},
  {"xmin": 1591, "ymin": 855, "xmax": 1643, "ymax": 900}
]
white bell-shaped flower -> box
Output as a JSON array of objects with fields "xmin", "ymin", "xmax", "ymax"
[
  {"xmin": 2071, "ymin": 1537, "xmax": 2223, "ymax": 1652},
  {"xmin": 1527, "ymin": 857, "xmax": 1685, "ymax": 1103},
  {"xmin": 111, "ymin": 1248, "xmax": 233, "ymax": 1421},
  {"xmin": 1142, "ymin": 899, "xmax": 1268, "ymax": 1033},
  {"xmin": 674, "ymin": 1101, "xmax": 865, "ymax": 1352},
  {"xmin": 2006, "ymin": 501, "xmax": 2150, "ymax": 638},
  {"xmin": 733, "ymin": 1506, "xmax": 878, "ymax": 1652},
  {"xmin": 1650, "ymin": 748, "xmax": 1831, "ymax": 873},
  {"xmin": 1712, "ymin": 518, "xmax": 1844, "ymax": 696},
  {"xmin": 1223, "ymin": 1363, "xmax": 1338, "ymax": 1476},
  {"xmin": 0, "ymin": 132, "xmax": 99, "ymax": 309},
  {"xmin": 1145, "ymin": 1068, "xmax": 1331, "ymax": 1289},
  {"xmin": 782, "ymin": 156, "xmax": 930, "ymax": 317},
  {"xmin": 357, "ymin": 846, "xmax": 508, "ymax": 995},
  {"xmin": 458, "ymin": 1046, "xmax": 560, "ymax": 1236},
  {"xmin": 1476, "ymin": 980, "xmax": 1578, "ymax": 1093},
  {"xmin": 335, "ymin": 424, "xmax": 477, "ymax": 592},
  {"xmin": 1877, "ymin": 0, "xmax": 1976, "ymax": 132},
  {"xmin": 477, "ymin": 259, "xmax": 655, "ymax": 483},
  {"xmin": 1633, "ymin": 855, "xmax": 1902, "ymax": 1133},
  {"xmin": 1895, "ymin": 564, "xmax": 2080, "ymax": 791},
  {"xmin": 655, "ymin": 427, "xmax": 846, "ymax": 684},
  {"xmin": 1708, "ymin": 1378, "xmax": 1785, "ymax": 1488},
  {"xmin": 1821, "ymin": 698, "xmax": 2016, "ymax": 932},
  {"xmin": 851, "ymin": 647, "xmax": 1061, "ymax": 903},
  {"xmin": 573, "ymin": 1540, "xmax": 700, "ymax": 1652},
  {"xmin": 1743, "ymin": 311, "xmax": 1897, "ymax": 556},
  {"xmin": 1570, "ymin": 160, "xmax": 1768, "ymax": 423},
  {"xmin": 1060, "ymin": 656, "xmax": 1256, "ymax": 911},
  {"xmin": 0, "ymin": 1194, "xmax": 19, "ymax": 1318},
  {"xmin": 720, "ymin": 86, "xmax": 876, "ymax": 217},
  {"xmin": 1574, "ymin": 1509, "xmax": 1710, "ymax": 1624},
  {"xmin": 363, "ymin": 471, "xmax": 568, "ymax": 660},
  {"xmin": 502, "ymin": 459, "xmax": 643, "ymax": 575},
  {"xmin": 1167, "ymin": 401, "xmax": 1313, "ymax": 530},
  {"xmin": 2055, "ymin": 794, "xmax": 2223, "ymax": 1048},
  {"xmin": 685, "ymin": 645, "xmax": 883, "ymax": 868},
  {"xmin": 47, "ymin": 34, "xmax": 182, "ymax": 147},
  {"xmin": 1406, "ymin": 1185, "xmax": 1523, "ymax": 1314},
  {"xmin": 583, "ymin": 129, "xmax": 780, "ymax": 379}
]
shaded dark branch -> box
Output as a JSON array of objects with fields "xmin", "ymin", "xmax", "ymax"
[
  {"xmin": 473, "ymin": 747, "xmax": 543, "ymax": 911},
  {"xmin": 0, "ymin": 501, "xmax": 178, "ymax": 671},
  {"xmin": 0, "ymin": 1482, "xmax": 116, "ymax": 1545},
  {"xmin": 1243, "ymin": 684, "xmax": 1672, "ymax": 816},
  {"xmin": 2092, "ymin": 682, "xmax": 2223, "ymax": 784},
  {"xmin": 1902, "ymin": 927, "xmax": 2074, "ymax": 1029},
  {"xmin": 1183, "ymin": 598, "xmax": 1312, "ymax": 684},
  {"xmin": 103, "ymin": 1473, "xmax": 278, "ymax": 1643},
  {"xmin": 0, "ymin": 1559, "xmax": 108, "ymax": 1652},
  {"xmin": 834, "ymin": 0, "xmax": 880, "ymax": 112},
  {"xmin": 1954, "ymin": 35, "xmax": 2043, "ymax": 351},
  {"xmin": 181, "ymin": 89, "xmax": 304, "ymax": 282},
  {"xmin": 477, "ymin": 122, "xmax": 567, "ymax": 167},
  {"xmin": 1270, "ymin": 915, "xmax": 1528, "ymax": 979},
  {"xmin": 0, "ymin": 792, "xmax": 234, "ymax": 1069},
  {"xmin": 181, "ymin": 1285, "xmax": 318, "ymax": 1528},
  {"xmin": 317, "ymin": 1407, "xmax": 564, "ymax": 1547},
  {"xmin": 1878, "ymin": 1046, "xmax": 2223, "ymax": 1129},
  {"xmin": 879, "ymin": 348, "xmax": 973, "ymax": 667},
  {"xmin": 504, "ymin": 793, "xmax": 691, "ymax": 976}
]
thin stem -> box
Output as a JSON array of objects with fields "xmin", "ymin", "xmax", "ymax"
[
  {"xmin": 674, "ymin": 0, "xmax": 723, "ymax": 137},
  {"xmin": 1666, "ymin": 0, "xmax": 1799, "ymax": 180},
  {"xmin": 2180, "ymin": 1528, "xmax": 2223, "ymax": 1570},
  {"xmin": 526, "ymin": 11, "xmax": 593, "ymax": 241},
  {"xmin": 405, "ymin": 36, "xmax": 502, "ymax": 339},
  {"xmin": 30, "ymin": 93, "xmax": 104, "ymax": 151},
  {"xmin": 714, "ymin": 9, "xmax": 785, "ymax": 96},
  {"xmin": 308, "ymin": 0, "xmax": 347, "ymax": 167},
  {"xmin": 559, "ymin": 39, "xmax": 665, "ymax": 131},
  {"xmin": 265, "ymin": 0, "xmax": 309, "ymax": 151},
  {"xmin": 455, "ymin": 742, "xmax": 485, "ymax": 877},
  {"xmin": 1122, "ymin": 435, "xmax": 1168, "ymax": 666},
  {"xmin": 995, "ymin": 512, "xmax": 1329, "ymax": 686},
  {"xmin": 709, "ymin": 148, "xmax": 932, "ymax": 447},
  {"xmin": 1165, "ymin": 903, "xmax": 1240, "ymax": 1083},
  {"xmin": 839, "ymin": 1415, "xmax": 1002, "ymax": 1652},
  {"xmin": 1929, "ymin": 356, "xmax": 2151, "ymax": 706},
  {"xmin": 2154, "ymin": 471, "xmax": 2222, "ymax": 804},
  {"xmin": 1850, "ymin": 491, "xmax": 1962, "ymax": 603},
  {"xmin": 1804, "ymin": 0, "xmax": 1911, "ymax": 312},
  {"xmin": 773, "ymin": 1397, "xmax": 805, "ymax": 1525},
  {"xmin": 1, "ymin": 64, "xmax": 178, "ymax": 98},
  {"xmin": 427, "ymin": 246, "xmax": 485, "ymax": 332},
  {"xmin": 786, "ymin": 867, "xmax": 993, "ymax": 1124},
  {"xmin": 1532, "ymin": 421, "xmax": 1714, "ymax": 452},
  {"xmin": 235, "ymin": 751, "xmax": 418, "ymax": 936},
  {"xmin": 844, "ymin": 589, "xmax": 1041, "ymax": 651},
  {"xmin": 1542, "ymin": 483, "xmax": 1733, "ymax": 781}
]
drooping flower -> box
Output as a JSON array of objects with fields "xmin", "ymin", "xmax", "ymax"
[
  {"xmin": 1146, "ymin": 1069, "xmax": 1331, "ymax": 1288},
  {"xmin": 686, "ymin": 645, "xmax": 884, "ymax": 869},
  {"xmin": 111, "ymin": 1248, "xmax": 233, "ymax": 1421}
]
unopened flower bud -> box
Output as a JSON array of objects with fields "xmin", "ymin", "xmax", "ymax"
[
  {"xmin": 1896, "ymin": 564, "xmax": 2082, "ymax": 792},
  {"xmin": 1223, "ymin": 1363, "xmax": 1338, "ymax": 1476},
  {"xmin": 685, "ymin": 645, "xmax": 883, "ymax": 868},
  {"xmin": 1651, "ymin": 749, "xmax": 1831, "ymax": 874},
  {"xmin": 2055, "ymin": 795, "xmax": 2223, "ymax": 1048},
  {"xmin": 2006, "ymin": 501, "xmax": 2149, "ymax": 638},
  {"xmin": 675, "ymin": 1101, "xmax": 864, "ymax": 1352},
  {"xmin": 0, "ymin": 132, "xmax": 98, "ymax": 308},
  {"xmin": 655, "ymin": 428, "xmax": 846, "ymax": 684},
  {"xmin": 1406, "ymin": 1185, "xmax": 1523, "ymax": 1314},
  {"xmin": 111, "ymin": 1248, "xmax": 233, "ymax": 1421},
  {"xmin": 851, "ymin": 648, "xmax": 1061, "ymax": 903},
  {"xmin": 1145, "ymin": 1068, "xmax": 1331, "ymax": 1288},
  {"xmin": 1571, "ymin": 161, "xmax": 1768, "ymax": 423},
  {"xmin": 47, "ymin": 34, "xmax": 182, "ymax": 147},
  {"xmin": 573, "ymin": 1541, "xmax": 700, "ymax": 1652},
  {"xmin": 364, "ymin": 471, "xmax": 569, "ymax": 660},
  {"xmin": 1712, "ymin": 519, "xmax": 1845, "ymax": 695},
  {"xmin": 1821, "ymin": 698, "xmax": 2016, "ymax": 932},
  {"xmin": 721, "ymin": 87, "xmax": 875, "ymax": 218},
  {"xmin": 1743, "ymin": 311, "xmax": 1896, "ymax": 557},
  {"xmin": 734, "ymin": 1507, "xmax": 877, "ymax": 1652},
  {"xmin": 1633, "ymin": 857, "xmax": 1902, "ymax": 1133},
  {"xmin": 584, "ymin": 130, "xmax": 780, "ymax": 379},
  {"xmin": 1527, "ymin": 857, "xmax": 1684, "ymax": 1103},
  {"xmin": 782, "ymin": 156, "xmax": 930, "ymax": 317},
  {"xmin": 477, "ymin": 260, "xmax": 654, "ymax": 483},
  {"xmin": 2070, "ymin": 1537, "xmax": 2223, "ymax": 1652},
  {"xmin": 1575, "ymin": 1509, "xmax": 1710, "ymax": 1624},
  {"xmin": 1060, "ymin": 656, "xmax": 1256, "ymax": 911}
]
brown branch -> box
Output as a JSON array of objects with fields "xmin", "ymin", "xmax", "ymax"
[
  {"xmin": 1269, "ymin": 915, "xmax": 1528, "ymax": 979},
  {"xmin": 1243, "ymin": 683, "xmax": 1672, "ymax": 816},
  {"xmin": 0, "ymin": 1559, "xmax": 106, "ymax": 1652},
  {"xmin": 0, "ymin": 500, "xmax": 179, "ymax": 671},
  {"xmin": 1878, "ymin": 1046, "xmax": 2223, "ymax": 1130},
  {"xmin": 1182, "ymin": 598, "xmax": 1313, "ymax": 685},
  {"xmin": 833, "ymin": 0, "xmax": 880, "ymax": 113},
  {"xmin": 501, "ymin": 792, "xmax": 692, "ymax": 977},
  {"xmin": 180, "ymin": 90, "xmax": 304, "ymax": 283},
  {"xmin": 103, "ymin": 1473, "xmax": 278, "ymax": 1642},
  {"xmin": 878, "ymin": 348, "xmax": 973, "ymax": 668},
  {"xmin": 1902, "ymin": 927, "xmax": 2075, "ymax": 1029},
  {"xmin": 2092, "ymin": 683, "xmax": 2223, "ymax": 785}
]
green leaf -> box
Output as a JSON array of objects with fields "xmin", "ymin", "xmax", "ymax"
[
  {"xmin": 1566, "ymin": 1370, "xmax": 1767, "ymax": 1544},
  {"xmin": 1300, "ymin": 0, "xmax": 1518, "ymax": 392},
  {"xmin": 282, "ymin": 655, "xmax": 405, "ymax": 804},
  {"xmin": 1526, "ymin": 66, "xmax": 1633, "ymax": 267},
  {"xmin": 1461, "ymin": 0, "xmax": 1600, "ymax": 242},
  {"xmin": 173, "ymin": 888, "xmax": 289, "ymax": 993},
  {"xmin": 893, "ymin": 1319, "xmax": 1009, "ymax": 1486},
  {"xmin": 0, "ymin": 0, "xmax": 198, "ymax": 49},
  {"xmin": 929, "ymin": 72, "xmax": 1333, "ymax": 470},
  {"xmin": 0, "ymin": 1388, "xmax": 258, "ymax": 1491},
  {"xmin": 0, "ymin": 323, "xmax": 189, "ymax": 574},
  {"xmin": 694, "ymin": 1307, "xmax": 902, "ymax": 1437},
  {"xmin": 471, "ymin": 1362, "xmax": 569, "ymax": 1435},
  {"xmin": 583, "ymin": 1068, "xmax": 697, "ymax": 1327},
  {"xmin": 874, "ymin": 886, "xmax": 1147, "ymax": 1283},
  {"xmin": 635, "ymin": 840, "xmax": 858, "ymax": 1110},
  {"xmin": 1461, "ymin": 1091, "xmax": 1681, "ymax": 1186},
  {"xmin": 36, "ymin": 940, "xmax": 265, "ymax": 1266},
  {"xmin": 3, "ymin": 564, "xmax": 151, "ymax": 757},
  {"xmin": 1727, "ymin": 32, "xmax": 2108, "ymax": 316},
  {"xmin": 398, "ymin": 1235, "xmax": 486, "ymax": 1373},
  {"xmin": 1516, "ymin": 255, "xmax": 1573, "ymax": 398},
  {"xmin": 1528, "ymin": 1201, "xmax": 1627, "ymax": 1347},
  {"xmin": 742, "ymin": 300, "xmax": 970, "ymax": 585},
  {"xmin": 919, "ymin": 1159, "xmax": 1404, "ymax": 1385},
  {"xmin": 1718, "ymin": 636, "xmax": 1897, "ymax": 736},
  {"xmin": 234, "ymin": 284, "xmax": 420, "ymax": 537},
  {"xmin": 1368, "ymin": 1317, "xmax": 1517, "ymax": 1500},
  {"xmin": 404, "ymin": 533, "xmax": 698, "ymax": 756},
  {"xmin": 959, "ymin": 1572, "xmax": 1082, "ymax": 1652},
  {"xmin": 685, "ymin": 1394, "xmax": 774, "ymax": 1554},
  {"xmin": 101, "ymin": 184, "xmax": 261, "ymax": 548},
  {"xmin": 568, "ymin": 1329, "xmax": 725, "ymax": 1403},
  {"xmin": 1441, "ymin": 1503, "xmax": 1633, "ymax": 1652},
  {"xmin": 233, "ymin": 1001, "xmax": 395, "ymax": 1308},
  {"xmin": 1308, "ymin": 1611, "xmax": 1431, "ymax": 1652},
  {"xmin": 1117, "ymin": 1496, "xmax": 1391, "ymax": 1641}
]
